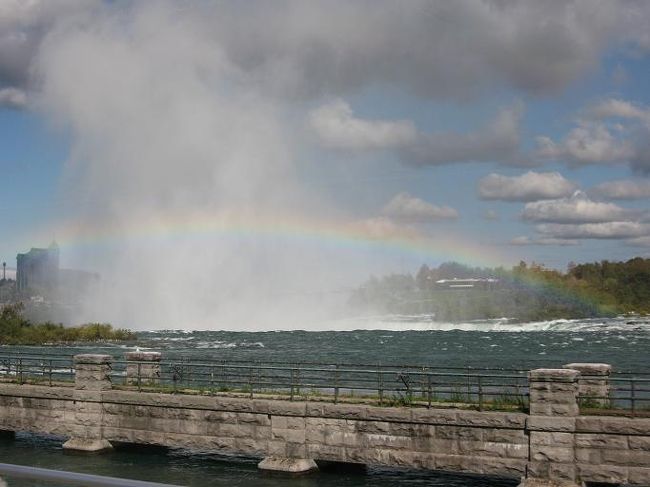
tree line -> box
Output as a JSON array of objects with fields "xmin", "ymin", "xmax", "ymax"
[
  {"xmin": 348, "ymin": 258, "xmax": 650, "ymax": 322},
  {"xmin": 0, "ymin": 302, "xmax": 136, "ymax": 345}
]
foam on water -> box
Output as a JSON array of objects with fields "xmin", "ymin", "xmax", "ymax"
[{"xmin": 303, "ymin": 315, "xmax": 650, "ymax": 333}]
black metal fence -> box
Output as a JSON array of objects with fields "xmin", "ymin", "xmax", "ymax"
[
  {"xmin": 577, "ymin": 371, "xmax": 650, "ymax": 416},
  {"xmin": 119, "ymin": 359, "xmax": 530, "ymax": 411},
  {"xmin": 0, "ymin": 352, "xmax": 648, "ymax": 414},
  {"xmin": 0, "ymin": 354, "xmax": 75, "ymax": 385}
]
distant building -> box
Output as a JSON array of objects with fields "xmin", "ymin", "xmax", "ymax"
[
  {"xmin": 15, "ymin": 241, "xmax": 100, "ymax": 311},
  {"xmin": 435, "ymin": 278, "xmax": 499, "ymax": 290},
  {"xmin": 16, "ymin": 241, "xmax": 60, "ymax": 294}
]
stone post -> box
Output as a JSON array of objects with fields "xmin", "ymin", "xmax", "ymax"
[
  {"xmin": 124, "ymin": 351, "xmax": 161, "ymax": 385},
  {"xmin": 520, "ymin": 369, "xmax": 580, "ymax": 487},
  {"xmin": 563, "ymin": 363, "xmax": 611, "ymax": 407},
  {"xmin": 62, "ymin": 354, "xmax": 112, "ymax": 453},
  {"xmin": 73, "ymin": 354, "xmax": 112, "ymax": 391}
]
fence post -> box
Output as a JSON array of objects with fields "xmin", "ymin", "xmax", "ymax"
[
  {"xmin": 334, "ymin": 364, "xmax": 340, "ymax": 404},
  {"xmin": 521, "ymin": 368, "xmax": 580, "ymax": 487},
  {"xmin": 562, "ymin": 362, "xmax": 611, "ymax": 408}
]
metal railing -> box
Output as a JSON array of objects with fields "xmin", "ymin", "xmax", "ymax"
[
  {"xmin": 109, "ymin": 359, "xmax": 530, "ymax": 411},
  {"xmin": 0, "ymin": 355, "xmax": 75, "ymax": 386},
  {"xmin": 0, "ymin": 463, "xmax": 184, "ymax": 487},
  {"xmin": 577, "ymin": 372, "xmax": 650, "ymax": 417},
  {"xmin": 0, "ymin": 353, "xmax": 529, "ymax": 411}
]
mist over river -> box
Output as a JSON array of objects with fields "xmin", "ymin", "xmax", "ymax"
[{"xmin": 1, "ymin": 316, "xmax": 648, "ymax": 486}]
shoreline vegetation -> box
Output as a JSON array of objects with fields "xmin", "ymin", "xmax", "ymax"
[
  {"xmin": 0, "ymin": 302, "xmax": 135, "ymax": 345},
  {"xmin": 349, "ymin": 257, "xmax": 650, "ymax": 323}
]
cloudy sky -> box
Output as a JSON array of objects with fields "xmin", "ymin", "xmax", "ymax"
[{"xmin": 2, "ymin": 1, "xmax": 650, "ymax": 327}]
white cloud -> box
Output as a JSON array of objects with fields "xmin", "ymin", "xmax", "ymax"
[
  {"xmin": 478, "ymin": 171, "xmax": 576, "ymax": 202},
  {"xmin": 522, "ymin": 191, "xmax": 632, "ymax": 224},
  {"xmin": 536, "ymin": 221, "xmax": 650, "ymax": 239},
  {"xmin": 536, "ymin": 98, "xmax": 650, "ymax": 171},
  {"xmin": 590, "ymin": 179, "xmax": 650, "ymax": 200},
  {"xmin": 0, "ymin": 87, "xmax": 26, "ymax": 108},
  {"xmin": 382, "ymin": 192, "xmax": 458, "ymax": 222},
  {"xmin": 510, "ymin": 236, "xmax": 579, "ymax": 246},
  {"xmin": 308, "ymin": 99, "xmax": 417, "ymax": 150},
  {"xmin": 585, "ymin": 98, "xmax": 650, "ymax": 122},
  {"xmin": 536, "ymin": 122, "xmax": 635, "ymax": 165}
]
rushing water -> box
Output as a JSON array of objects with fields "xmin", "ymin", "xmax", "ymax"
[{"xmin": 1, "ymin": 316, "xmax": 649, "ymax": 486}]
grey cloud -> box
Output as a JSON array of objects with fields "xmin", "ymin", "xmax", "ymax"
[
  {"xmin": 478, "ymin": 171, "xmax": 576, "ymax": 202},
  {"xmin": 536, "ymin": 221, "xmax": 650, "ymax": 239},
  {"xmin": 591, "ymin": 179, "xmax": 650, "ymax": 200},
  {"xmin": 522, "ymin": 191, "xmax": 633, "ymax": 224},
  {"xmin": 510, "ymin": 236, "xmax": 579, "ymax": 246},
  {"xmin": 0, "ymin": 1, "xmax": 98, "ymax": 90},
  {"xmin": 403, "ymin": 103, "xmax": 523, "ymax": 166},
  {"xmin": 382, "ymin": 192, "xmax": 458, "ymax": 222},
  {"xmin": 536, "ymin": 122, "xmax": 635, "ymax": 166},
  {"xmin": 216, "ymin": 0, "xmax": 648, "ymax": 99},
  {"xmin": 310, "ymin": 99, "xmax": 524, "ymax": 166},
  {"xmin": 3, "ymin": 1, "xmax": 650, "ymax": 104}
]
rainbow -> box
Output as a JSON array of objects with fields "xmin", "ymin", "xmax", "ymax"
[
  {"xmin": 49, "ymin": 208, "xmax": 510, "ymax": 268},
  {"xmin": 41, "ymin": 208, "xmax": 613, "ymax": 318}
]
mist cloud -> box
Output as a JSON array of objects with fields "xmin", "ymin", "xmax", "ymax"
[{"xmin": 6, "ymin": 0, "xmax": 650, "ymax": 328}]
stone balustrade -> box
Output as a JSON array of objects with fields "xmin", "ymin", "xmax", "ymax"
[{"xmin": 0, "ymin": 356, "xmax": 647, "ymax": 486}]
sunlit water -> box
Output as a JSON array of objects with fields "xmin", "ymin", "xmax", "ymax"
[{"xmin": 1, "ymin": 316, "xmax": 649, "ymax": 486}]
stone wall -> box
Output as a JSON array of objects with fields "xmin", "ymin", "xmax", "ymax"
[
  {"xmin": 0, "ymin": 358, "xmax": 648, "ymax": 486},
  {"xmin": 0, "ymin": 383, "xmax": 528, "ymax": 477}
]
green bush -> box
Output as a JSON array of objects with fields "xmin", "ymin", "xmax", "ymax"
[{"xmin": 0, "ymin": 302, "xmax": 136, "ymax": 345}]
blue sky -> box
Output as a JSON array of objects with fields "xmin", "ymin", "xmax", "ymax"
[{"xmin": 2, "ymin": 1, "xmax": 650, "ymax": 321}]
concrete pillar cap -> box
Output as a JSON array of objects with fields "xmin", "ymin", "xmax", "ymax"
[
  {"xmin": 74, "ymin": 354, "xmax": 112, "ymax": 365},
  {"xmin": 562, "ymin": 363, "xmax": 611, "ymax": 376},
  {"xmin": 124, "ymin": 351, "xmax": 162, "ymax": 361}
]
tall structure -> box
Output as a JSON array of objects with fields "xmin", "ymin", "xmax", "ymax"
[{"xmin": 16, "ymin": 241, "xmax": 59, "ymax": 294}]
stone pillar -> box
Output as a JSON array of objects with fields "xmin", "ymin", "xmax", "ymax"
[
  {"xmin": 520, "ymin": 369, "xmax": 580, "ymax": 487},
  {"xmin": 124, "ymin": 351, "xmax": 161, "ymax": 385},
  {"xmin": 73, "ymin": 354, "xmax": 112, "ymax": 391},
  {"xmin": 62, "ymin": 354, "xmax": 112, "ymax": 453},
  {"xmin": 563, "ymin": 363, "xmax": 611, "ymax": 407}
]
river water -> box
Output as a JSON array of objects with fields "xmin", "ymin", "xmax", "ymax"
[{"xmin": 1, "ymin": 316, "xmax": 649, "ymax": 486}]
